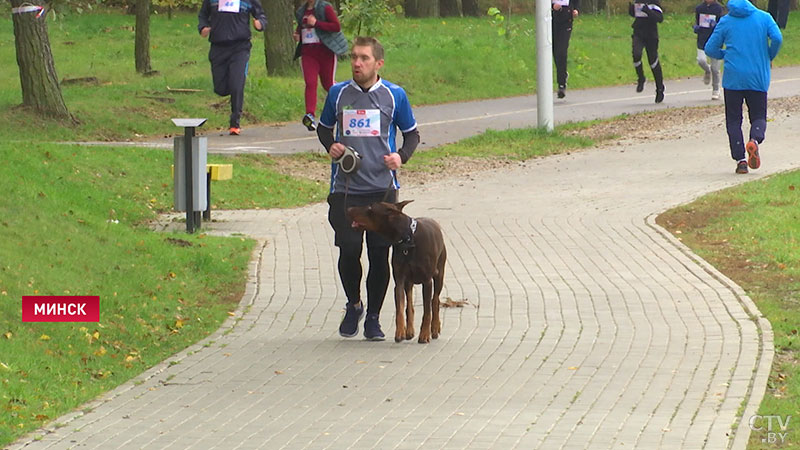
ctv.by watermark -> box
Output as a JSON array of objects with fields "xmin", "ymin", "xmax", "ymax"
[{"xmin": 749, "ymin": 415, "xmax": 792, "ymax": 445}]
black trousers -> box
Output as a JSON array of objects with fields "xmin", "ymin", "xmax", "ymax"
[
  {"xmin": 327, "ymin": 190, "xmax": 397, "ymax": 317},
  {"xmin": 768, "ymin": 0, "xmax": 789, "ymax": 28},
  {"xmin": 724, "ymin": 89, "xmax": 767, "ymax": 161},
  {"xmin": 632, "ymin": 34, "xmax": 664, "ymax": 91},
  {"xmin": 552, "ymin": 23, "xmax": 572, "ymax": 88},
  {"xmin": 209, "ymin": 40, "xmax": 251, "ymax": 128}
]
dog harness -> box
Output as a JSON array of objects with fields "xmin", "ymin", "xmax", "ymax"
[{"xmin": 395, "ymin": 217, "xmax": 417, "ymax": 256}]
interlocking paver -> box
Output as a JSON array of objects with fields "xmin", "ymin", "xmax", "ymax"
[{"xmin": 10, "ymin": 85, "xmax": 800, "ymax": 450}]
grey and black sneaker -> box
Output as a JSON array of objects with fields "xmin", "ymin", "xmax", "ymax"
[
  {"xmin": 339, "ymin": 302, "xmax": 364, "ymax": 338},
  {"xmin": 363, "ymin": 314, "xmax": 385, "ymax": 341},
  {"xmin": 736, "ymin": 160, "xmax": 749, "ymax": 174},
  {"xmin": 636, "ymin": 77, "xmax": 646, "ymax": 93},
  {"xmin": 557, "ymin": 85, "xmax": 566, "ymax": 99},
  {"xmin": 302, "ymin": 113, "xmax": 317, "ymax": 132}
]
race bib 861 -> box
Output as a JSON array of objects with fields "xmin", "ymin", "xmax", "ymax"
[{"xmin": 343, "ymin": 109, "xmax": 381, "ymax": 137}]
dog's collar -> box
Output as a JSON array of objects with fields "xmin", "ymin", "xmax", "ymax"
[{"xmin": 395, "ymin": 217, "xmax": 417, "ymax": 255}]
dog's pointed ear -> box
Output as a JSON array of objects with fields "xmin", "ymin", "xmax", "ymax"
[{"xmin": 395, "ymin": 200, "xmax": 414, "ymax": 211}]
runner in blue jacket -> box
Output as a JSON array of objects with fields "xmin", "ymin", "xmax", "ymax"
[{"xmin": 704, "ymin": 0, "xmax": 782, "ymax": 174}]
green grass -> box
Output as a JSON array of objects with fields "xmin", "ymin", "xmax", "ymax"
[
  {"xmin": 405, "ymin": 126, "xmax": 597, "ymax": 174},
  {"xmin": 207, "ymin": 153, "xmax": 328, "ymax": 209},
  {"xmin": 0, "ymin": 11, "xmax": 798, "ymax": 141},
  {"xmin": 0, "ymin": 141, "xmax": 328, "ymax": 445}
]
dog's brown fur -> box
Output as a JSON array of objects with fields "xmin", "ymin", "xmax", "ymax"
[{"xmin": 347, "ymin": 201, "xmax": 446, "ymax": 343}]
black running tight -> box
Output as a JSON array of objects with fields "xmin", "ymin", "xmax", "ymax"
[{"xmin": 337, "ymin": 244, "xmax": 390, "ymax": 316}]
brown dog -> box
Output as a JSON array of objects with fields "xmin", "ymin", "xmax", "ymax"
[{"xmin": 347, "ymin": 200, "xmax": 446, "ymax": 343}]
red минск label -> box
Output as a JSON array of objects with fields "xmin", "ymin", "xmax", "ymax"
[{"xmin": 22, "ymin": 296, "xmax": 100, "ymax": 322}]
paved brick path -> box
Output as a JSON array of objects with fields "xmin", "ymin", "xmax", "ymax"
[{"xmin": 11, "ymin": 103, "xmax": 800, "ymax": 450}]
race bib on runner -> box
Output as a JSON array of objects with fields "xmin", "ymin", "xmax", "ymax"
[
  {"xmin": 634, "ymin": 3, "xmax": 648, "ymax": 17},
  {"xmin": 301, "ymin": 28, "xmax": 320, "ymax": 44},
  {"xmin": 218, "ymin": 0, "xmax": 240, "ymax": 13},
  {"xmin": 343, "ymin": 109, "xmax": 381, "ymax": 137},
  {"xmin": 698, "ymin": 13, "xmax": 717, "ymax": 28},
  {"xmin": 553, "ymin": 0, "xmax": 570, "ymax": 6}
]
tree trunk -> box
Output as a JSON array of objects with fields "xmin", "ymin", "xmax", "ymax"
[
  {"xmin": 10, "ymin": 0, "xmax": 70, "ymax": 119},
  {"xmin": 418, "ymin": 0, "xmax": 439, "ymax": 16},
  {"xmin": 405, "ymin": 0, "xmax": 419, "ymax": 17},
  {"xmin": 135, "ymin": 0, "xmax": 152, "ymax": 74},
  {"xmin": 462, "ymin": 0, "xmax": 480, "ymax": 16},
  {"xmin": 406, "ymin": 0, "xmax": 440, "ymax": 17},
  {"xmin": 440, "ymin": 0, "xmax": 461, "ymax": 16},
  {"xmin": 264, "ymin": 0, "xmax": 297, "ymax": 76}
]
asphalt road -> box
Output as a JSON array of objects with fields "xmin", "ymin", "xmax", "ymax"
[{"xmin": 84, "ymin": 65, "xmax": 800, "ymax": 155}]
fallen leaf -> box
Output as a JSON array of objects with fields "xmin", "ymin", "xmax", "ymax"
[
  {"xmin": 441, "ymin": 297, "xmax": 470, "ymax": 308},
  {"xmin": 40, "ymin": 334, "xmax": 50, "ymax": 341}
]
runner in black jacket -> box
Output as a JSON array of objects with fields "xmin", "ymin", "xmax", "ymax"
[
  {"xmin": 552, "ymin": 0, "xmax": 580, "ymax": 99},
  {"xmin": 198, "ymin": 0, "xmax": 267, "ymax": 135},
  {"xmin": 629, "ymin": 0, "xmax": 665, "ymax": 103}
]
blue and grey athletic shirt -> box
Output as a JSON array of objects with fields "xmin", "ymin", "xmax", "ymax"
[
  {"xmin": 198, "ymin": 0, "xmax": 267, "ymax": 44},
  {"xmin": 320, "ymin": 78, "xmax": 418, "ymax": 195}
]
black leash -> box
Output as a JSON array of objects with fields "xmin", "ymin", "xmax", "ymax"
[{"xmin": 381, "ymin": 173, "xmax": 396, "ymax": 202}]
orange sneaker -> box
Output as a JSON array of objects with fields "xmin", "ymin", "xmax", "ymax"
[
  {"xmin": 229, "ymin": 127, "xmax": 241, "ymax": 136},
  {"xmin": 745, "ymin": 139, "xmax": 760, "ymax": 169}
]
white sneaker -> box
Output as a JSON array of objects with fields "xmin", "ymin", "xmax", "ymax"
[
  {"xmin": 703, "ymin": 71, "xmax": 711, "ymax": 85},
  {"xmin": 711, "ymin": 90, "xmax": 720, "ymax": 100}
]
